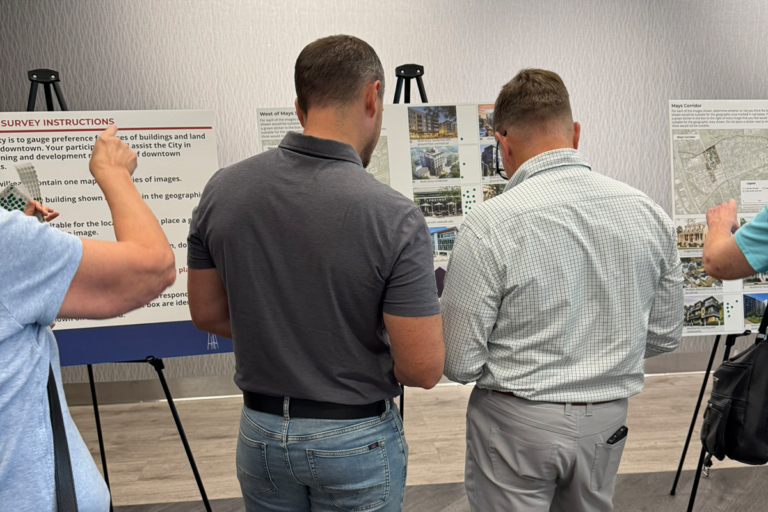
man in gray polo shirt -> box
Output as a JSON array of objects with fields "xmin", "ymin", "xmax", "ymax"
[{"xmin": 187, "ymin": 35, "xmax": 444, "ymax": 512}]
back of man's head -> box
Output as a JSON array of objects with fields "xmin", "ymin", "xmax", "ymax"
[
  {"xmin": 493, "ymin": 69, "xmax": 572, "ymax": 138},
  {"xmin": 295, "ymin": 35, "xmax": 385, "ymax": 115}
]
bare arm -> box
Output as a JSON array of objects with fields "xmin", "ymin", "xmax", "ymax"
[
  {"xmin": 383, "ymin": 313, "xmax": 444, "ymax": 389},
  {"xmin": 188, "ymin": 268, "xmax": 231, "ymax": 338},
  {"xmin": 57, "ymin": 126, "xmax": 176, "ymax": 319},
  {"xmin": 702, "ymin": 199, "xmax": 755, "ymax": 280}
]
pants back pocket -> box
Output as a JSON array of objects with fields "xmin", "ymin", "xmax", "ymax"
[{"xmin": 307, "ymin": 439, "xmax": 390, "ymax": 512}]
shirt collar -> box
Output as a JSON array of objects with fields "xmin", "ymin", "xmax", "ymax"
[
  {"xmin": 504, "ymin": 148, "xmax": 591, "ymax": 192},
  {"xmin": 278, "ymin": 132, "xmax": 364, "ymax": 167}
]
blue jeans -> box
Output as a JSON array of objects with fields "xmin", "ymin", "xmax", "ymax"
[{"xmin": 237, "ymin": 398, "xmax": 408, "ymax": 512}]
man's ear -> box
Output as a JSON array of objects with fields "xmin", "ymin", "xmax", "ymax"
[
  {"xmin": 364, "ymin": 81, "xmax": 381, "ymax": 118},
  {"xmin": 572, "ymin": 121, "xmax": 581, "ymax": 150},
  {"xmin": 495, "ymin": 131, "xmax": 510, "ymax": 158},
  {"xmin": 295, "ymin": 98, "xmax": 306, "ymax": 127}
]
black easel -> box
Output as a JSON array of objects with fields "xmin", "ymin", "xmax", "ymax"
[
  {"xmin": 393, "ymin": 64, "xmax": 428, "ymax": 104},
  {"xmin": 669, "ymin": 330, "xmax": 751, "ymax": 505},
  {"xmin": 392, "ymin": 64, "xmax": 429, "ymax": 419},
  {"xmin": 127, "ymin": 357, "xmax": 212, "ymax": 512},
  {"xmin": 27, "ymin": 69, "xmax": 68, "ymax": 111},
  {"xmin": 28, "ymin": 70, "xmax": 211, "ymax": 512}
]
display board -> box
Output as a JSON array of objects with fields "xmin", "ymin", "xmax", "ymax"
[
  {"xmin": 256, "ymin": 103, "xmax": 504, "ymax": 296},
  {"xmin": 669, "ymin": 100, "xmax": 768, "ymax": 336},
  {"xmin": 0, "ymin": 110, "xmax": 232, "ymax": 365}
]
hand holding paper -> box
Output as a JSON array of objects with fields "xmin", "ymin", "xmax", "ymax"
[{"xmin": 23, "ymin": 200, "xmax": 59, "ymax": 222}]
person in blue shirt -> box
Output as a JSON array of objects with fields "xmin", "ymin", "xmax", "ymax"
[
  {"xmin": 704, "ymin": 198, "xmax": 768, "ymax": 279},
  {"xmin": 0, "ymin": 126, "xmax": 176, "ymax": 511}
]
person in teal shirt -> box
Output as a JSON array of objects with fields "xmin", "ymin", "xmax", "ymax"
[{"xmin": 704, "ymin": 199, "xmax": 768, "ymax": 278}]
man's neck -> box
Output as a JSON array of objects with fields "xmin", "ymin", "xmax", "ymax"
[{"xmin": 301, "ymin": 108, "xmax": 364, "ymax": 156}]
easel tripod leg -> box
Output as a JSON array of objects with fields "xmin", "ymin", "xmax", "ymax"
[
  {"xmin": 670, "ymin": 335, "xmax": 721, "ymax": 495},
  {"xmin": 27, "ymin": 82, "xmax": 38, "ymax": 111},
  {"xmin": 43, "ymin": 83, "xmax": 54, "ymax": 111},
  {"xmin": 687, "ymin": 446, "xmax": 708, "ymax": 512},
  {"xmin": 87, "ymin": 364, "xmax": 114, "ymax": 512},
  {"xmin": 148, "ymin": 358, "xmax": 212, "ymax": 512}
]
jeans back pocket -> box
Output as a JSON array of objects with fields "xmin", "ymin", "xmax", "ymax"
[
  {"xmin": 236, "ymin": 431, "xmax": 278, "ymax": 498},
  {"xmin": 307, "ymin": 439, "xmax": 390, "ymax": 512}
]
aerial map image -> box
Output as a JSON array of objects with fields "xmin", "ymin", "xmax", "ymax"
[{"xmin": 672, "ymin": 128, "xmax": 768, "ymax": 215}]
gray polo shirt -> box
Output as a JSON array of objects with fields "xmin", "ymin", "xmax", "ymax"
[{"xmin": 188, "ymin": 132, "xmax": 439, "ymax": 404}]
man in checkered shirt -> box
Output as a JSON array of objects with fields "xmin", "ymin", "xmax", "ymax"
[{"xmin": 441, "ymin": 69, "xmax": 683, "ymax": 512}]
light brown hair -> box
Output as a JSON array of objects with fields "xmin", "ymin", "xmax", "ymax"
[
  {"xmin": 493, "ymin": 69, "xmax": 572, "ymax": 134},
  {"xmin": 295, "ymin": 35, "xmax": 385, "ymax": 114}
]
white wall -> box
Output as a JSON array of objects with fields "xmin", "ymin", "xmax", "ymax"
[{"xmin": 2, "ymin": 0, "xmax": 766, "ymax": 382}]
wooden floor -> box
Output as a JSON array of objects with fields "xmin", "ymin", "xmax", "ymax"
[
  {"xmin": 70, "ymin": 373, "xmax": 750, "ymax": 507},
  {"xmin": 113, "ymin": 465, "xmax": 768, "ymax": 512}
]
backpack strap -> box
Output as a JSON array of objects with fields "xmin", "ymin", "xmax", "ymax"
[{"xmin": 48, "ymin": 364, "xmax": 79, "ymax": 511}]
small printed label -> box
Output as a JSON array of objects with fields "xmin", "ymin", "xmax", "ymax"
[
  {"xmin": 742, "ymin": 180, "xmax": 768, "ymax": 207},
  {"xmin": 368, "ymin": 442, "xmax": 379, "ymax": 450}
]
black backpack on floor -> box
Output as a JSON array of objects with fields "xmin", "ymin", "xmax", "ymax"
[{"xmin": 701, "ymin": 308, "xmax": 768, "ymax": 465}]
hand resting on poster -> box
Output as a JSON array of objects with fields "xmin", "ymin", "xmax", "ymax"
[{"xmin": 703, "ymin": 198, "xmax": 755, "ymax": 279}]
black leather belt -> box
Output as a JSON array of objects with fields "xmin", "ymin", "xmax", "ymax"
[{"xmin": 243, "ymin": 391, "xmax": 392, "ymax": 420}]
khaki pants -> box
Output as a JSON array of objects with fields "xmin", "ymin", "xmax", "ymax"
[{"xmin": 465, "ymin": 387, "xmax": 629, "ymax": 512}]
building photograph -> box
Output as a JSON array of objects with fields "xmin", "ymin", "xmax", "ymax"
[
  {"xmin": 744, "ymin": 271, "xmax": 768, "ymax": 288},
  {"xmin": 483, "ymin": 183, "xmax": 505, "ymax": 201},
  {"xmin": 478, "ymin": 104, "xmax": 494, "ymax": 138},
  {"xmin": 408, "ymin": 106, "xmax": 458, "ymax": 140},
  {"xmin": 413, "ymin": 186, "xmax": 463, "ymax": 221},
  {"xmin": 429, "ymin": 226, "xmax": 459, "ymax": 257},
  {"xmin": 684, "ymin": 295, "xmax": 724, "ymax": 327},
  {"xmin": 744, "ymin": 293, "xmax": 768, "ymax": 325},
  {"xmin": 677, "ymin": 217, "xmax": 708, "ymax": 249},
  {"xmin": 681, "ymin": 257, "xmax": 722, "ymax": 289},
  {"xmin": 411, "ymin": 146, "xmax": 459, "ymax": 180}
]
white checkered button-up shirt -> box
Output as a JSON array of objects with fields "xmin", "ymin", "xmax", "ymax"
[{"xmin": 442, "ymin": 149, "xmax": 683, "ymax": 402}]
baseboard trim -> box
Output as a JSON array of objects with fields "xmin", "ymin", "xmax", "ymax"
[{"xmin": 64, "ymin": 375, "xmax": 241, "ymax": 406}]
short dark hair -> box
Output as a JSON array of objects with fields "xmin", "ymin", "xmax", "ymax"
[
  {"xmin": 295, "ymin": 35, "xmax": 385, "ymax": 113},
  {"xmin": 493, "ymin": 69, "xmax": 572, "ymax": 134}
]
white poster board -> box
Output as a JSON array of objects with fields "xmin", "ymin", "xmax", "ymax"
[
  {"xmin": 0, "ymin": 110, "xmax": 219, "ymax": 330},
  {"xmin": 669, "ymin": 100, "xmax": 768, "ymax": 335}
]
